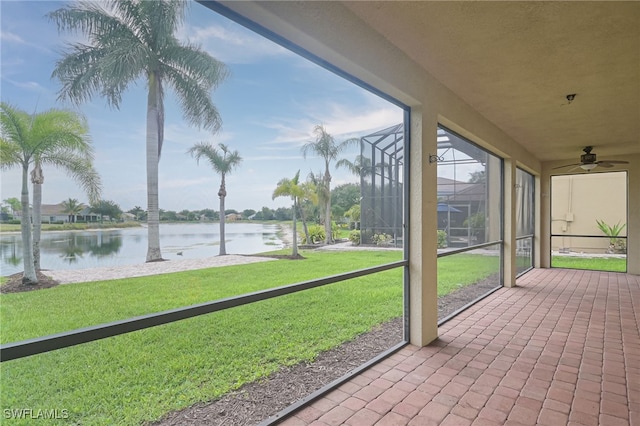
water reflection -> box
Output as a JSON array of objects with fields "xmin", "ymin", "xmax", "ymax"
[{"xmin": 1, "ymin": 223, "xmax": 283, "ymax": 275}]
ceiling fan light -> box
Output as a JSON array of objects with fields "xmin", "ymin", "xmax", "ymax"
[{"xmin": 580, "ymin": 163, "xmax": 597, "ymax": 171}]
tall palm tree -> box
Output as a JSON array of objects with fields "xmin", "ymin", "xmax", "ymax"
[
  {"xmin": 188, "ymin": 142, "xmax": 242, "ymax": 255},
  {"xmin": 61, "ymin": 198, "xmax": 85, "ymax": 223},
  {"xmin": 0, "ymin": 103, "xmax": 100, "ymax": 284},
  {"xmin": 301, "ymin": 125, "xmax": 358, "ymax": 244},
  {"xmin": 273, "ymin": 170, "xmax": 304, "ymax": 257},
  {"xmin": 49, "ymin": 0, "xmax": 228, "ymax": 262}
]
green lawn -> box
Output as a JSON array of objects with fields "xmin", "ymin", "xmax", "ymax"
[
  {"xmin": 551, "ymin": 255, "xmax": 627, "ymax": 272},
  {"xmin": 1, "ymin": 250, "xmax": 497, "ymax": 425},
  {"xmin": 438, "ymin": 253, "xmax": 500, "ymax": 296}
]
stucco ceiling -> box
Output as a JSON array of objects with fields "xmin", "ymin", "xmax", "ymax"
[{"xmin": 342, "ymin": 1, "xmax": 640, "ymax": 162}]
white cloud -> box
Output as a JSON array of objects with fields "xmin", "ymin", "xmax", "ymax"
[
  {"xmin": 180, "ymin": 23, "xmax": 291, "ymax": 64},
  {"xmin": 1, "ymin": 31, "xmax": 25, "ymax": 44},
  {"xmin": 1, "ymin": 30, "xmax": 55, "ymax": 54},
  {"xmin": 244, "ymin": 155, "xmax": 304, "ymax": 162},
  {"xmin": 4, "ymin": 78, "xmax": 51, "ymax": 94},
  {"xmin": 257, "ymin": 98, "xmax": 403, "ymax": 150}
]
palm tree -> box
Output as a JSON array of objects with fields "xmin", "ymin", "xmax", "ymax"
[
  {"xmin": 336, "ymin": 154, "xmax": 372, "ymax": 178},
  {"xmin": 298, "ymin": 179, "xmax": 319, "ymax": 245},
  {"xmin": 188, "ymin": 143, "xmax": 242, "ymax": 255},
  {"xmin": 31, "ymin": 151, "xmax": 100, "ymax": 269},
  {"xmin": 0, "ymin": 103, "xmax": 100, "ymax": 284},
  {"xmin": 273, "ymin": 170, "xmax": 304, "ymax": 257},
  {"xmin": 61, "ymin": 198, "xmax": 85, "ymax": 223},
  {"xmin": 307, "ymin": 170, "xmax": 331, "ymax": 233},
  {"xmin": 49, "ymin": 0, "xmax": 228, "ymax": 262},
  {"xmin": 301, "ymin": 125, "xmax": 358, "ymax": 244}
]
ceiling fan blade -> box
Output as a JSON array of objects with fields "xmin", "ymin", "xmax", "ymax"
[
  {"xmin": 552, "ymin": 163, "xmax": 581, "ymax": 170},
  {"xmin": 597, "ymin": 160, "xmax": 629, "ymax": 164},
  {"xmin": 597, "ymin": 162, "xmax": 614, "ymax": 168}
]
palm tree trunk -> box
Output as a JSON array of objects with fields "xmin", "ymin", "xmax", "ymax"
[
  {"xmin": 21, "ymin": 165, "xmax": 37, "ymax": 284},
  {"xmin": 324, "ymin": 169, "xmax": 332, "ymax": 244},
  {"xmin": 292, "ymin": 199, "xmax": 298, "ymax": 257},
  {"xmin": 324, "ymin": 198, "xmax": 332, "ymax": 244},
  {"xmin": 299, "ymin": 204, "xmax": 310, "ymax": 244},
  {"xmin": 218, "ymin": 175, "xmax": 227, "ymax": 256},
  {"xmin": 218, "ymin": 198, "xmax": 226, "ymax": 255},
  {"xmin": 31, "ymin": 163, "xmax": 44, "ymax": 270},
  {"xmin": 146, "ymin": 74, "xmax": 163, "ymax": 262}
]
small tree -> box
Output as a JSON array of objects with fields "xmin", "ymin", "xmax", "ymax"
[
  {"xmin": 188, "ymin": 143, "xmax": 242, "ymax": 255},
  {"xmin": 3, "ymin": 197, "xmax": 21, "ymax": 218},
  {"xmin": 61, "ymin": 198, "xmax": 84, "ymax": 223},
  {"xmin": 91, "ymin": 200, "xmax": 123, "ymax": 222},
  {"xmin": 273, "ymin": 170, "xmax": 303, "ymax": 257}
]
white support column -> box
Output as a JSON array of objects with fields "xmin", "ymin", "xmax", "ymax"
[
  {"xmin": 503, "ymin": 159, "xmax": 517, "ymax": 287},
  {"xmin": 408, "ymin": 108, "xmax": 439, "ymax": 346}
]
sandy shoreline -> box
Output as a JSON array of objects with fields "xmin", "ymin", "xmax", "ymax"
[
  {"xmin": 11, "ymin": 224, "xmax": 398, "ymax": 285},
  {"xmin": 45, "ymin": 254, "xmax": 278, "ymax": 284}
]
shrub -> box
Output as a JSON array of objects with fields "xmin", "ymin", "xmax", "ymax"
[
  {"xmin": 348, "ymin": 230, "xmax": 361, "ymax": 245},
  {"xmin": 372, "ymin": 233, "xmax": 392, "ymax": 246},
  {"xmin": 360, "ymin": 229, "xmax": 374, "ymax": 245},
  {"xmin": 437, "ymin": 230, "xmax": 447, "ymax": 248},
  {"xmin": 302, "ymin": 224, "xmax": 325, "ymax": 244},
  {"xmin": 331, "ymin": 221, "xmax": 340, "ymax": 240}
]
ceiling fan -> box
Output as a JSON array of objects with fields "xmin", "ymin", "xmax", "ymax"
[{"xmin": 553, "ymin": 146, "xmax": 629, "ymax": 171}]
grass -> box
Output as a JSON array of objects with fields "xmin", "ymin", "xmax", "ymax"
[
  {"xmin": 551, "ymin": 255, "xmax": 627, "ymax": 272},
  {"xmin": 438, "ymin": 253, "xmax": 500, "ymax": 296},
  {"xmin": 1, "ymin": 250, "xmax": 499, "ymax": 425}
]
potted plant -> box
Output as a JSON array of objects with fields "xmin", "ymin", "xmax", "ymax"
[{"xmin": 596, "ymin": 219, "xmax": 627, "ymax": 254}]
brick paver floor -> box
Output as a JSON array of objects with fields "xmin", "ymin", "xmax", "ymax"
[{"xmin": 278, "ymin": 268, "xmax": 640, "ymax": 425}]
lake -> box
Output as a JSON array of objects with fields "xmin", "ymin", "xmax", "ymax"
[{"xmin": 0, "ymin": 222, "xmax": 285, "ymax": 276}]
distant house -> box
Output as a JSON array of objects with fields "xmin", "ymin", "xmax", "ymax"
[
  {"xmin": 225, "ymin": 213, "xmax": 243, "ymax": 221},
  {"xmin": 15, "ymin": 203, "xmax": 100, "ymax": 223},
  {"xmin": 121, "ymin": 212, "xmax": 136, "ymax": 221}
]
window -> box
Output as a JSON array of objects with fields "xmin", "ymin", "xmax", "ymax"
[
  {"xmin": 0, "ymin": 2, "xmax": 408, "ymax": 424},
  {"xmin": 516, "ymin": 168, "xmax": 535, "ymax": 276},
  {"xmin": 550, "ymin": 172, "xmax": 627, "ymax": 272},
  {"xmin": 436, "ymin": 126, "xmax": 503, "ymax": 320}
]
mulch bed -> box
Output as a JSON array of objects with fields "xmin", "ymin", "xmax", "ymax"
[{"xmin": 0, "ymin": 271, "xmax": 60, "ymax": 293}]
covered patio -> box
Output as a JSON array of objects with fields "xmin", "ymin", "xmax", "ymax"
[{"xmin": 279, "ymin": 268, "xmax": 639, "ymax": 425}]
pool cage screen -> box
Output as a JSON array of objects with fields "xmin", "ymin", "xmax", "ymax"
[{"xmin": 359, "ymin": 123, "xmax": 404, "ymax": 247}]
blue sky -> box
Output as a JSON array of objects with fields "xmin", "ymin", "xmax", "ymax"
[{"xmin": 1, "ymin": 1, "xmax": 404, "ymax": 213}]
